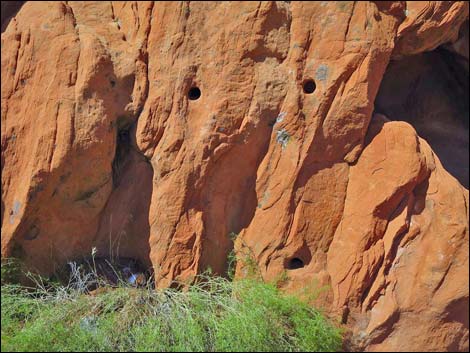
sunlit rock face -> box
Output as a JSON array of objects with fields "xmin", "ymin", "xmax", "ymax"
[{"xmin": 1, "ymin": 2, "xmax": 468, "ymax": 351}]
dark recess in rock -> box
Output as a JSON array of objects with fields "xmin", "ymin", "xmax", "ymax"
[
  {"xmin": 1, "ymin": 1, "xmax": 25, "ymax": 32},
  {"xmin": 376, "ymin": 47, "xmax": 469, "ymax": 188}
]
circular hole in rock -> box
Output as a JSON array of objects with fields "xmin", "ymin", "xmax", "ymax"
[
  {"xmin": 303, "ymin": 79, "xmax": 316, "ymax": 94},
  {"xmin": 188, "ymin": 87, "xmax": 201, "ymax": 100},
  {"xmin": 286, "ymin": 257, "xmax": 304, "ymax": 270}
]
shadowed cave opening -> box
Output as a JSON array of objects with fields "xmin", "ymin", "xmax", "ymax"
[
  {"xmin": 84, "ymin": 120, "xmax": 155, "ymax": 285},
  {"xmin": 48, "ymin": 120, "xmax": 156, "ymax": 288},
  {"xmin": 112, "ymin": 124, "xmax": 131, "ymax": 187},
  {"xmin": 286, "ymin": 257, "xmax": 305, "ymax": 270},
  {"xmin": 303, "ymin": 79, "xmax": 316, "ymax": 94},
  {"xmin": 1, "ymin": 1, "xmax": 25, "ymax": 32},
  {"xmin": 284, "ymin": 243, "xmax": 312, "ymax": 271},
  {"xmin": 188, "ymin": 86, "xmax": 201, "ymax": 100},
  {"xmin": 376, "ymin": 46, "xmax": 469, "ymax": 188},
  {"xmin": 59, "ymin": 256, "xmax": 153, "ymax": 290}
]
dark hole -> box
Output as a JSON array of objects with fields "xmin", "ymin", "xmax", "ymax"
[
  {"xmin": 303, "ymin": 79, "xmax": 316, "ymax": 94},
  {"xmin": 110, "ymin": 79, "xmax": 116, "ymax": 87},
  {"xmin": 287, "ymin": 257, "xmax": 304, "ymax": 270},
  {"xmin": 118, "ymin": 128, "xmax": 129, "ymax": 142},
  {"xmin": 188, "ymin": 87, "xmax": 201, "ymax": 100},
  {"xmin": 62, "ymin": 257, "xmax": 151, "ymax": 290},
  {"xmin": 112, "ymin": 127, "xmax": 131, "ymax": 187}
]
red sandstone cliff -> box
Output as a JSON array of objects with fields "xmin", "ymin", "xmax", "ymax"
[{"xmin": 1, "ymin": 2, "xmax": 469, "ymax": 351}]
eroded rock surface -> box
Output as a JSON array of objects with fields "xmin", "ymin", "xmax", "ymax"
[{"xmin": 1, "ymin": 1, "xmax": 469, "ymax": 351}]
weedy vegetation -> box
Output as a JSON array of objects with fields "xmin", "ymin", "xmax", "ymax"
[{"xmin": 1, "ymin": 253, "xmax": 342, "ymax": 352}]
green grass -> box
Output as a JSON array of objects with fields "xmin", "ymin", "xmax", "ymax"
[{"xmin": 1, "ymin": 264, "xmax": 342, "ymax": 352}]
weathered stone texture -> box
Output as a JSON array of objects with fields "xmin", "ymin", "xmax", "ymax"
[{"xmin": 1, "ymin": 2, "xmax": 468, "ymax": 351}]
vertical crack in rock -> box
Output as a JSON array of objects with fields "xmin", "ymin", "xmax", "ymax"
[
  {"xmin": 198, "ymin": 107, "xmax": 279, "ymax": 278},
  {"xmin": 92, "ymin": 1, "xmax": 155, "ymax": 271},
  {"xmin": 112, "ymin": 123, "xmax": 131, "ymax": 188}
]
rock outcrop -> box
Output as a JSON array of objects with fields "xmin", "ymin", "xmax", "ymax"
[{"xmin": 1, "ymin": 2, "xmax": 468, "ymax": 351}]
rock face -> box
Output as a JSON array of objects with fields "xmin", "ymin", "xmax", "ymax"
[{"xmin": 1, "ymin": 1, "xmax": 469, "ymax": 351}]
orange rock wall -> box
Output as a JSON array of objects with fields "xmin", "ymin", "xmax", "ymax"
[{"xmin": 1, "ymin": 1, "xmax": 468, "ymax": 351}]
